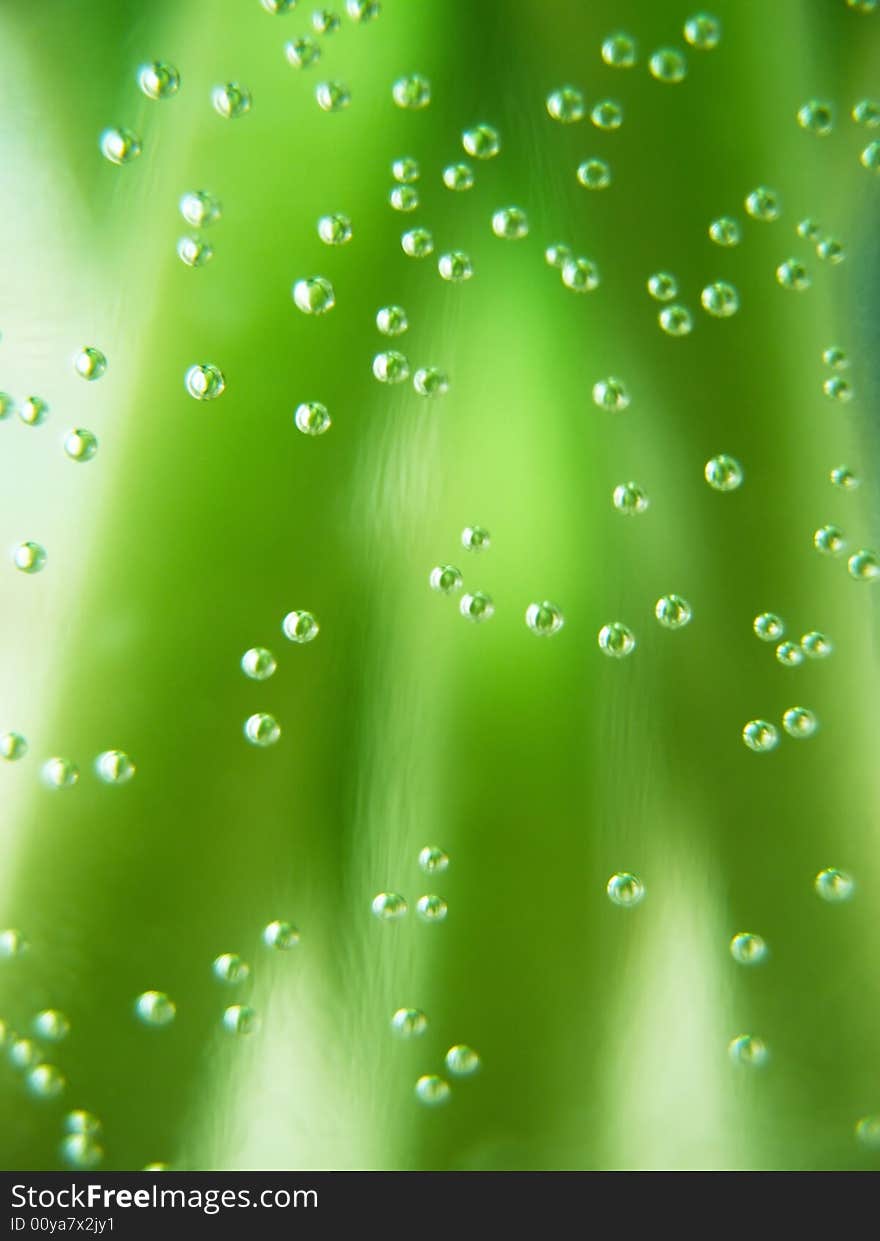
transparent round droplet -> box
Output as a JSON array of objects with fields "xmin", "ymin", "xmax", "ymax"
[
  {"xmin": 813, "ymin": 524, "xmax": 846, "ymax": 556},
  {"xmin": 293, "ymin": 276, "xmax": 335, "ymax": 314},
  {"xmin": 823, "ymin": 376, "xmax": 852, "ymax": 402},
  {"xmin": 222, "ymin": 1004, "xmax": 259, "ymax": 1034},
  {"xmin": 13, "ymin": 541, "xmax": 47, "ymax": 574},
  {"xmin": 317, "ymin": 212, "xmax": 352, "ymax": 244},
  {"xmin": 796, "ymin": 217, "xmax": 822, "ymax": 241},
  {"xmin": 312, "ymin": 8, "xmax": 340, "ymax": 34},
  {"xmin": 392, "ymin": 73, "xmax": 430, "ymax": 109},
  {"xmin": 815, "ymin": 867, "xmax": 854, "ymax": 903},
  {"xmin": 371, "ymin": 892, "xmax": 407, "ymax": 921},
  {"xmin": 212, "ymin": 953, "xmax": 251, "ymax": 985},
  {"xmin": 401, "ymin": 227, "xmax": 434, "ymax": 258},
  {"xmin": 753, "ymin": 612, "xmax": 784, "ymax": 641},
  {"xmin": 742, "ymin": 720, "xmax": 779, "ymax": 753},
  {"xmin": 95, "ymin": 750, "xmax": 136, "ymax": 784},
  {"xmin": 33, "ymin": 1009, "xmax": 70, "ymax": 1042},
  {"xmin": 295, "ymin": 401, "xmax": 331, "ymax": 436},
  {"xmin": 27, "ymin": 1063, "xmax": 66, "ymax": 1099},
  {"xmin": 389, "ymin": 184, "xmax": 419, "ymax": 212},
  {"xmin": 64, "ymin": 1110, "xmax": 103, "ymax": 1138},
  {"xmin": 613, "ymin": 482, "xmax": 649, "ymax": 515},
  {"xmin": 708, "ymin": 216, "xmax": 741, "ymax": 247},
  {"xmin": 659, "ymin": 305, "xmax": 693, "ymax": 336},
  {"xmin": 561, "ymin": 256, "xmax": 600, "ymax": 292},
  {"xmin": 392, "ymin": 156, "xmax": 419, "ymax": 183},
  {"xmin": 0, "ymin": 732, "xmax": 28, "ymax": 761},
  {"xmin": 315, "ymin": 80, "xmax": 350, "ymax": 112},
  {"xmin": 185, "ymin": 363, "xmax": 225, "ymax": 400},
  {"xmin": 544, "ymin": 243, "xmax": 572, "ymax": 269},
  {"xmin": 730, "ymin": 932, "xmax": 768, "ymax": 965},
  {"xmin": 648, "ymin": 47, "xmax": 687, "ymax": 83},
  {"xmin": 346, "ymin": 0, "xmax": 380, "ymax": 20},
  {"xmin": 647, "ymin": 271, "xmax": 677, "ymax": 301},
  {"xmin": 801, "ymin": 631, "xmax": 832, "ymax": 659},
  {"xmin": 459, "ymin": 592, "xmax": 494, "ymax": 622},
  {"xmin": 446, "ymin": 1044, "xmax": 481, "ymax": 1076},
  {"xmin": 376, "ymin": 305, "xmax": 408, "ymax": 336},
  {"xmin": 797, "ymin": 99, "xmax": 834, "ymax": 135},
  {"xmin": 263, "ymin": 919, "xmax": 300, "ymax": 949},
  {"xmin": 285, "ymin": 36, "xmax": 321, "ymax": 68},
  {"xmin": 525, "ymin": 601, "xmax": 564, "ymax": 636},
  {"xmin": 282, "ymin": 609, "xmax": 319, "ymax": 643},
  {"xmin": 775, "ymin": 640, "xmax": 804, "ymax": 668},
  {"xmin": 179, "ymin": 191, "xmax": 221, "ymax": 230},
  {"xmin": 860, "ymin": 140, "xmax": 880, "ymax": 172},
  {"xmin": 591, "ymin": 99, "xmax": 623, "ymax": 130},
  {"xmin": 462, "ymin": 124, "xmax": 501, "ymax": 159},
  {"xmin": 73, "ymin": 346, "xmax": 107, "ymax": 382},
  {"xmin": 655, "ymin": 593, "xmax": 692, "ymax": 629},
  {"xmin": 244, "ymin": 713, "xmax": 281, "ymax": 747},
  {"xmin": 461, "ymin": 525, "xmax": 490, "ymax": 552},
  {"xmin": 704, "ymin": 454, "xmax": 743, "ymax": 491},
  {"xmin": 783, "ymin": 706, "xmax": 818, "ymax": 739},
  {"xmin": 263, "ymin": 0, "xmax": 298, "ymax": 13},
  {"xmin": 134, "ymin": 990, "xmax": 176, "ymax": 1028},
  {"xmin": 60, "ymin": 1134, "xmax": 104, "ymax": 1170},
  {"xmin": 491, "ymin": 206, "xmax": 529, "ymax": 240},
  {"xmin": 42, "ymin": 757, "xmax": 78, "ymax": 788},
  {"xmin": 416, "ymin": 894, "xmax": 447, "ymax": 922},
  {"xmin": 99, "ymin": 127, "xmax": 141, "ymax": 164},
  {"xmin": 776, "ymin": 258, "xmax": 811, "ymax": 291},
  {"xmin": 391, "ymin": 1008, "xmax": 427, "ymax": 1037},
  {"xmin": 241, "ymin": 648, "xmax": 276, "ymax": 680},
  {"xmin": 438, "ymin": 251, "xmax": 473, "ymax": 282},
  {"xmin": 0, "ymin": 929, "xmax": 28, "ymax": 958},
  {"xmin": 442, "ymin": 162, "xmax": 474, "ymax": 191},
  {"xmin": 745, "ymin": 186, "xmax": 781, "ymax": 221},
  {"xmin": 413, "ymin": 367, "xmax": 448, "ymax": 398},
  {"xmin": 728, "ymin": 1035, "xmax": 769, "ymax": 1067},
  {"xmin": 577, "ymin": 158, "xmax": 612, "ymax": 190},
  {"xmin": 816, "ymin": 236, "xmax": 845, "ymax": 264},
  {"xmin": 601, "ymin": 32, "xmax": 638, "ymax": 67},
  {"xmin": 684, "ymin": 12, "xmax": 722, "ymax": 48},
  {"xmin": 598, "ymin": 623, "xmax": 636, "ymax": 658},
  {"xmin": 856, "ymin": 1116, "xmax": 880, "ymax": 1149},
  {"xmin": 606, "ymin": 872, "xmax": 645, "ymax": 907},
  {"xmin": 852, "ymin": 98, "xmax": 880, "ymax": 127},
  {"xmin": 415, "ymin": 1074, "xmax": 450, "ymax": 1105},
  {"xmin": 701, "ymin": 280, "xmax": 739, "ymax": 317},
  {"xmin": 62, "ymin": 428, "xmax": 98, "ymax": 465},
  {"xmin": 212, "ymin": 83, "xmax": 251, "ymax": 119},
  {"xmin": 848, "ymin": 549, "xmax": 880, "ymax": 581},
  {"xmin": 546, "ymin": 86, "xmax": 585, "ymax": 123},
  {"xmin": 138, "ymin": 61, "xmax": 180, "ymax": 101},
  {"xmin": 822, "ymin": 346, "xmax": 849, "ymax": 370},
  {"xmin": 19, "ymin": 396, "xmax": 49, "ymax": 426},
  {"xmin": 177, "ymin": 235, "xmax": 213, "ymax": 268},
  {"xmin": 372, "ymin": 350, "xmax": 410, "ymax": 383},
  {"xmin": 592, "ymin": 377, "xmax": 629, "ymax": 412},
  {"xmin": 9, "ymin": 1038, "xmax": 38, "ymax": 1068},
  {"xmin": 419, "ymin": 845, "xmax": 449, "ymax": 873}
]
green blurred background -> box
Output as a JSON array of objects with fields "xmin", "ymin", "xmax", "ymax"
[{"xmin": 1, "ymin": 0, "xmax": 879, "ymax": 1171}]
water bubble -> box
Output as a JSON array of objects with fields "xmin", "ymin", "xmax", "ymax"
[
  {"xmin": 459, "ymin": 592, "xmax": 494, "ymax": 622},
  {"xmin": 391, "ymin": 1008, "xmax": 427, "ymax": 1037},
  {"xmin": 592, "ymin": 377, "xmax": 629, "ymax": 411},
  {"xmin": 442, "ymin": 162, "xmax": 474, "ymax": 191},
  {"xmin": 446, "ymin": 1044, "xmax": 481, "ymax": 1076},
  {"xmin": 401, "ymin": 227, "xmax": 434, "ymax": 258},
  {"xmin": 797, "ymin": 99, "xmax": 834, "ymax": 135},
  {"xmin": 263, "ymin": 919, "xmax": 300, "ymax": 948},
  {"xmin": 95, "ymin": 750, "xmax": 136, "ymax": 784},
  {"xmin": 815, "ymin": 867, "xmax": 854, "ymax": 902},
  {"xmin": 606, "ymin": 872, "xmax": 645, "ymax": 907},
  {"xmin": 0, "ymin": 929, "xmax": 28, "ymax": 958},
  {"xmin": 415, "ymin": 1074, "xmax": 450, "ymax": 1105},
  {"xmin": 376, "ymin": 305, "xmax": 408, "ymax": 336},
  {"xmin": 177, "ymin": 235, "xmax": 213, "ymax": 268},
  {"xmin": 282, "ymin": 609, "xmax": 320, "ymax": 642},
  {"xmin": 709, "ymin": 216, "xmax": 741, "ymax": 246},
  {"xmin": 745, "ymin": 186, "xmax": 781, "ymax": 220},
  {"xmin": 416, "ymin": 894, "xmax": 448, "ymax": 922},
  {"xmin": 491, "ymin": 206, "xmax": 529, "ymax": 240},
  {"xmin": 647, "ymin": 271, "xmax": 678, "ymax": 301},
  {"xmin": 700, "ymin": 280, "xmax": 739, "ymax": 316},
  {"xmin": 392, "ymin": 156, "xmax": 419, "ymax": 182},
  {"xmin": 372, "ymin": 351, "xmax": 410, "ymax": 383},
  {"xmin": 180, "ymin": 190, "xmax": 221, "ymax": 228},
  {"xmin": 222, "ymin": 1004, "xmax": 259, "ymax": 1034},
  {"xmin": 648, "ymin": 48, "xmax": 687, "ymax": 83},
  {"xmin": 33, "ymin": 1010, "xmax": 70, "ymax": 1041},
  {"xmin": 822, "ymin": 346, "xmax": 849, "ymax": 369},
  {"xmin": 371, "ymin": 892, "xmax": 407, "ymax": 920},
  {"xmin": 577, "ymin": 158, "xmax": 612, "ymax": 189},
  {"xmin": 776, "ymin": 258, "xmax": 811, "ymax": 290},
  {"xmin": 591, "ymin": 99, "xmax": 623, "ymax": 130},
  {"xmin": 598, "ymin": 623, "xmax": 636, "ymax": 658},
  {"xmin": 185, "ymin": 363, "xmax": 225, "ymax": 401},
  {"xmin": 753, "ymin": 612, "xmax": 784, "ymax": 641},
  {"xmin": 545, "ymin": 243, "xmax": 572, "ymax": 268},
  {"xmin": 73, "ymin": 346, "xmax": 107, "ymax": 382},
  {"xmin": 525, "ymin": 601, "xmax": 564, "ymax": 636},
  {"xmin": 295, "ymin": 401, "xmax": 331, "ymax": 436},
  {"xmin": 413, "ymin": 367, "xmax": 448, "ymax": 398},
  {"xmin": 9, "ymin": 1038, "xmax": 39, "ymax": 1068},
  {"xmin": 830, "ymin": 465, "xmax": 859, "ymax": 490},
  {"xmin": 730, "ymin": 932, "xmax": 768, "ymax": 965},
  {"xmin": 285, "ymin": 37, "xmax": 322, "ymax": 68},
  {"xmin": 860, "ymin": 140, "xmax": 880, "ymax": 171},
  {"xmin": 19, "ymin": 396, "xmax": 49, "ymax": 426},
  {"xmin": 60, "ymin": 1134, "xmax": 104, "ymax": 1170},
  {"xmin": 816, "ymin": 236, "xmax": 846, "ymax": 264},
  {"xmin": 853, "ymin": 98, "xmax": 880, "ymax": 126},
  {"xmin": 462, "ymin": 124, "xmax": 501, "ymax": 159},
  {"xmin": 848, "ymin": 549, "xmax": 880, "ymax": 581},
  {"xmin": 823, "ymin": 376, "xmax": 852, "ymax": 402},
  {"xmin": 134, "ymin": 990, "xmax": 176, "ymax": 1028},
  {"xmin": 801, "ymin": 631, "xmax": 832, "ymax": 658},
  {"xmin": 796, "ymin": 217, "xmax": 822, "ymax": 241},
  {"xmin": 655, "ymin": 593, "xmax": 692, "ymax": 629},
  {"xmin": 13, "ymin": 542, "xmax": 47, "ymax": 574},
  {"xmin": 138, "ymin": 61, "xmax": 180, "ymax": 100},
  {"xmin": 347, "ymin": 0, "xmax": 380, "ymax": 18},
  {"xmin": 312, "ymin": 8, "xmax": 341, "ymax": 34},
  {"xmin": 317, "ymin": 212, "xmax": 352, "ymax": 244},
  {"xmin": 856, "ymin": 1116, "xmax": 880, "ymax": 1149},
  {"xmin": 601, "ymin": 32, "xmax": 638, "ymax": 67},
  {"xmin": 438, "ymin": 251, "xmax": 473, "ymax": 282},
  {"xmin": 99, "ymin": 127, "xmax": 141, "ymax": 164},
  {"xmin": 742, "ymin": 720, "xmax": 779, "ymax": 752},
  {"xmin": 561, "ymin": 256, "xmax": 600, "ymax": 292},
  {"xmin": 684, "ymin": 12, "xmax": 722, "ymax": 48},
  {"xmin": 546, "ymin": 86, "xmax": 585, "ymax": 123},
  {"xmin": 461, "ymin": 525, "xmax": 490, "ymax": 552},
  {"xmin": 212, "ymin": 83, "xmax": 251, "ymax": 119},
  {"xmin": 418, "ymin": 845, "xmax": 449, "ymax": 873},
  {"xmin": 704, "ymin": 454, "xmax": 743, "ymax": 491},
  {"xmin": 27, "ymin": 1064, "xmax": 66, "ymax": 1099},
  {"xmin": 244, "ymin": 713, "xmax": 281, "ymax": 747},
  {"xmin": 293, "ymin": 276, "xmax": 336, "ymax": 315},
  {"xmin": 389, "ymin": 185, "xmax": 419, "ymax": 212},
  {"xmin": 783, "ymin": 706, "xmax": 818, "ymax": 738},
  {"xmin": 392, "ymin": 74, "xmax": 430, "ymax": 109},
  {"xmin": 0, "ymin": 732, "xmax": 28, "ymax": 761},
  {"xmin": 613, "ymin": 482, "xmax": 649, "ymax": 515},
  {"xmin": 813, "ymin": 524, "xmax": 846, "ymax": 555},
  {"xmin": 315, "ymin": 81, "xmax": 350, "ymax": 112},
  {"xmin": 241, "ymin": 647, "xmax": 277, "ymax": 680},
  {"xmin": 212, "ymin": 953, "xmax": 251, "ymax": 985},
  {"xmin": 263, "ymin": 0, "xmax": 298, "ymax": 12},
  {"xmin": 728, "ymin": 1035, "xmax": 769, "ymax": 1067},
  {"xmin": 659, "ymin": 305, "xmax": 694, "ymax": 336},
  {"xmin": 776, "ymin": 641, "xmax": 804, "ymax": 668}
]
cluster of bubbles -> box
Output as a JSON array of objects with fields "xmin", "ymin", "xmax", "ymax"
[
  {"xmin": 0, "ymin": 737, "xmax": 136, "ymax": 789},
  {"xmin": 371, "ymin": 846, "xmax": 451, "ymax": 928},
  {"xmin": 178, "ymin": 189, "xmax": 222, "ymax": 269},
  {"xmin": 242, "ymin": 612, "xmax": 319, "ymax": 747}
]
